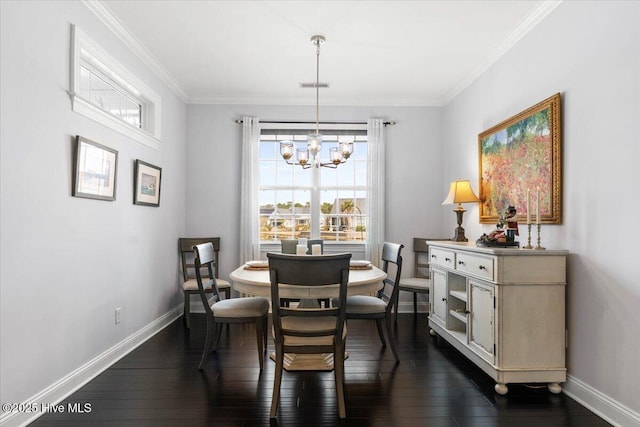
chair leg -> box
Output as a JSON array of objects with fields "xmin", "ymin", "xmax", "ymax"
[
  {"xmin": 413, "ymin": 292, "xmax": 418, "ymax": 315},
  {"xmin": 263, "ymin": 315, "xmax": 269, "ymax": 351},
  {"xmin": 255, "ymin": 316, "xmax": 265, "ymax": 370},
  {"xmin": 184, "ymin": 293, "xmax": 191, "ymax": 329},
  {"xmin": 334, "ymin": 342, "xmax": 347, "ymax": 419},
  {"xmin": 385, "ymin": 314, "xmax": 400, "ymax": 362},
  {"xmin": 198, "ymin": 316, "xmax": 214, "ymax": 370},
  {"xmin": 223, "ymin": 287, "xmax": 231, "ymax": 300},
  {"xmin": 394, "ymin": 292, "xmax": 399, "ymax": 323},
  {"xmin": 270, "ymin": 343, "xmax": 284, "ymax": 418},
  {"xmin": 212, "ymin": 322, "xmax": 223, "ymax": 351},
  {"xmin": 375, "ymin": 318, "xmax": 386, "ymax": 347}
]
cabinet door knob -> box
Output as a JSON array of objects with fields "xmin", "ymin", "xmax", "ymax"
[
  {"xmin": 479, "ymin": 265, "xmax": 486, "ymax": 270},
  {"xmin": 458, "ymin": 260, "xmax": 465, "ymax": 265},
  {"xmin": 442, "ymin": 297, "xmax": 447, "ymax": 302},
  {"xmin": 445, "ymin": 257, "xmax": 451, "ymax": 262},
  {"xmin": 465, "ymin": 310, "xmax": 470, "ymax": 315}
]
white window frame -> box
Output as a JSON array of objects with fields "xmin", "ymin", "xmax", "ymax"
[
  {"xmin": 69, "ymin": 24, "xmax": 161, "ymax": 149},
  {"xmin": 258, "ymin": 122, "xmax": 368, "ymax": 255}
]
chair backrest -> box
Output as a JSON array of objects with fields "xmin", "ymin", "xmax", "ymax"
[
  {"xmin": 307, "ymin": 239, "xmax": 324, "ymax": 254},
  {"xmin": 378, "ymin": 242, "xmax": 404, "ymax": 312},
  {"xmin": 268, "ymin": 253, "xmax": 351, "ymax": 343},
  {"xmin": 281, "ymin": 239, "xmax": 324, "ymax": 255},
  {"xmin": 192, "ymin": 242, "xmax": 222, "ymax": 315},
  {"xmin": 280, "ymin": 239, "xmax": 298, "ymax": 254},
  {"xmin": 413, "ymin": 238, "xmax": 448, "ymax": 278},
  {"xmin": 179, "ymin": 237, "xmax": 221, "ymax": 282}
]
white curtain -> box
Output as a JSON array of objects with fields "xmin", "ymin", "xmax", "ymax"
[
  {"xmin": 366, "ymin": 118, "xmax": 386, "ymax": 266},
  {"xmin": 240, "ymin": 117, "xmax": 261, "ymax": 263}
]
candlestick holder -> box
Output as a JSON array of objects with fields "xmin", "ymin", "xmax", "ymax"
[
  {"xmin": 535, "ymin": 223, "xmax": 546, "ymax": 250},
  {"xmin": 523, "ymin": 223, "xmax": 533, "ymax": 249}
]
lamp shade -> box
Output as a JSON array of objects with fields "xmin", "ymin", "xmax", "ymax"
[{"xmin": 442, "ymin": 179, "xmax": 480, "ymax": 205}]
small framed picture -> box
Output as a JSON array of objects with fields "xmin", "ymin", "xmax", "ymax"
[
  {"xmin": 133, "ymin": 159, "xmax": 162, "ymax": 207},
  {"xmin": 73, "ymin": 136, "xmax": 118, "ymax": 201}
]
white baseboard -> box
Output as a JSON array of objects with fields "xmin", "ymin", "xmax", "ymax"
[
  {"xmin": 0, "ymin": 306, "xmax": 182, "ymax": 427},
  {"xmin": 563, "ymin": 375, "xmax": 640, "ymax": 427}
]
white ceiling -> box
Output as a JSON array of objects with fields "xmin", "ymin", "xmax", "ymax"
[{"xmin": 98, "ymin": 0, "xmax": 561, "ymax": 106}]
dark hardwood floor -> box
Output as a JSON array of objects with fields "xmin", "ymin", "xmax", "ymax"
[{"xmin": 31, "ymin": 314, "xmax": 609, "ymax": 426}]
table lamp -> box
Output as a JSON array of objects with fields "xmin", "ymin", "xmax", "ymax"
[{"xmin": 442, "ymin": 179, "xmax": 480, "ymax": 242}]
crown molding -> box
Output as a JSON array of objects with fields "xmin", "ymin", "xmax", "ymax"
[
  {"xmin": 440, "ymin": 0, "xmax": 563, "ymax": 105},
  {"xmin": 82, "ymin": 0, "xmax": 561, "ymax": 109},
  {"xmin": 188, "ymin": 95, "xmax": 442, "ymax": 107},
  {"xmin": 82, "ymin": 0, "xmax": 189, "ymax": 102}
]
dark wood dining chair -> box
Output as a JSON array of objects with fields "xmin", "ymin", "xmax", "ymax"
[
  {"xmin": 280, "ymin": 239, "xmax": 328, "ymax": 307},
  {"xmin": 396, "ymin": 238, "xmax": 448, "ymax": 321},
  {"xmin": 280, "ymin": 239, "xmax": 298, "ymax": 254},
  {"xmin": 267, "ymin": 252, "xmax": 351, "ymax": 419},
  {"xmin": 179, "ymin": 237, "xmax": 231, "ymax": 329},
  {"xmin": 281, "ymin": 238, "xmax": 324, "ymax": 254},
  {"xmin": 340, "ymin": 242, "xmax": 404, "ymax": 362},
  {"xmin": 193, "ymin": 243, "xmax": 269, "ymax": 370}
]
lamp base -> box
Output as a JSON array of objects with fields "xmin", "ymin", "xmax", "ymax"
[
  {"xmin": 451, "ymin": 226, "xmax": 468, "ymax": 242},
  {"xmin": 451, "ymin": 206, "xmax": 469, "ymax": 242}
]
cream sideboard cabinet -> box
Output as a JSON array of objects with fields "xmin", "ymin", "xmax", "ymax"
[{"xmin": 427, "ymin": 241, "xmax": 568, "ymax": 395}]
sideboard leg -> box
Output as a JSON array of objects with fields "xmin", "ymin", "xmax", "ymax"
[
  {"xmin": 495, "ymin": 383, "xmax": 508, "ymax": 395},
  {"xmin": 429, "ymin": 328, "xmax": 437, "ymax": 336},
  {"xmin": 548, "ymin": 383, "xmax": 562, "ymax": 394}
]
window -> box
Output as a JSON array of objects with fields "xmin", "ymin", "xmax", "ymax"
[
  {"xmin": 258, "ymin": 129, "xmax": 368, "ymax": 243},
  {"xmin": 78, "ymin": 63, "xmax": 142, "ymax": 128},
  {"xmin": 70, "ymin": 25, "xmax": 161, "ymax": 149}
]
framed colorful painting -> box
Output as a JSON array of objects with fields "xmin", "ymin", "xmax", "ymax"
[
  {"xmin": 133, "ymin": 160, "xmax": 162, "ymax": 207},
  {"xmin": 478, "ymin": 93, "xmax": 562, "ymax": 224}
]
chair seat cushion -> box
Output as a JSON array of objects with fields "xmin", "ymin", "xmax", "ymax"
[
  {"xmin": 211, "ymin": 297, "xmax": 269, "ymax": 318},
  {"xmin": 398, "ymin": 277, "xmax": 430, "ymax": 291},
  {"xmin": 277, "ymin": 316, "xmax": 347, "ymax": 346},
  {"xmin": 183, "ymin": 278, "xmax": 231, "ymax": 291},
  {"xmin": 342, "ymin": 295, "xmax": 387, "ymax": 314}
]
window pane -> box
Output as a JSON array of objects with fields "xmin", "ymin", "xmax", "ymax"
[
  {"xmin": 259, "ymin": 131, "xmax": 367, "ymax": 243},
  {"xmin": 80, "ymin": 62, "xmax": 143, "ymax": 129},
  {"xmin": 353, "ymin": 141, "xmax": 367, "ymax": 160},
  {"xmin": 275, "ymin": 160, "xmax": 294, "ymax": 186},
  {"xmin": 259, "ymin": 141, "xmax": 276, "ymax": 159},
  {"xmin": 79, "ymin": 66, "xmax": 91, "ymax": 99},
  {"xmin": 125, "ymin": 98, "xmax": 141, "ymax": 128},
  {"xmin": 354, "ymin": 160, "xmax": 367, "ymax": 186}
]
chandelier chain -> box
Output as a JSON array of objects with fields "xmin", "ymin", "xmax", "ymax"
[{"xmin": 315, "ymin": 37, "xmax": 320, "ymax": 135}]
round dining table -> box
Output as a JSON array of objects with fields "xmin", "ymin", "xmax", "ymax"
[
  {"xmin": 229, "ymin": 261, "xmax": 387, "ymax": 371},
  {"xmin": 229, "ymin": 263, "xmax": 387, "ymax": 300}
]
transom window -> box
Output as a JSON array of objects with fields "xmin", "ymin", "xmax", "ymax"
[
  {"xmin": 70, "ymin": 24, "xmax": 161, "ymax": 149},
  {"xmin": 78, "ymin": 62, "xmax": 143, "ymax": 128},
  {"xmin": 259, "ymin": 130, "xmax": 368, "ymax": 243}
]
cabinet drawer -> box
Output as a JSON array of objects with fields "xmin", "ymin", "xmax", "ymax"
[
  {"xmin": 430, "ymin": 248, "xmax": 455, "ymax": 269},
  {"xmin": 456, "ymin": 253, "xmax": 495, "ymax": 281}
]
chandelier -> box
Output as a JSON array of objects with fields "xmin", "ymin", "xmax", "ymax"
[{"xmin": 279, "ymin": 35, "xmax": 353, "ymax": 169}]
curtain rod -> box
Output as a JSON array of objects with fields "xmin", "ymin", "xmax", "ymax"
[{"xmin": 234, "ymin": 119, "xmax": 396, "ymax": 126}]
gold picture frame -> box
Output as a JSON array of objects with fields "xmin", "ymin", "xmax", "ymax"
[{"xmin": 478, "ymin": 93, "xmax": 562, "ymax": 224}]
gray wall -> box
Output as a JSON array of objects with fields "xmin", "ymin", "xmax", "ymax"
[
  {"xmin": 1, "ymin": 1, "xmax": 639, "ymax": 426},
  {"xmin": 185, "ymin": 104, "xmax": 444, "ymax": 280},
  {"xmin": 442, "ymin": 1, "xmax": 640, "ymax": 420},
  {"xmin": 0, "ymin": 0, "xmax": 187, "ymax": 409}
]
